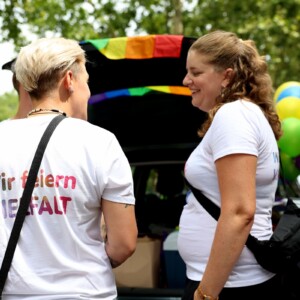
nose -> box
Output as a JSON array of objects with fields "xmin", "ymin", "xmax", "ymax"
[{"xmin": 183, "ymin": 74, "xmax": 192, "ymax": 86}]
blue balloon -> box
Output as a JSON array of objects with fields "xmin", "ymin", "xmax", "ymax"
[{"xmin": 276, "ymin": 86, "xmax": 300, "ymax": 103}]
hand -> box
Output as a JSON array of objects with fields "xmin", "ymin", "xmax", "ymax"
[{"xmin": 194, "ymin": 287, "xmax": 219, "ymax": 300}]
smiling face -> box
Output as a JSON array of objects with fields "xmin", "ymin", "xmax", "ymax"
[{"xmin": 183, "ymin": 50, "xmax": 229, "ymax": 112}]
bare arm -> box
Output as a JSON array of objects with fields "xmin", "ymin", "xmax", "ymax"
[
  {"xmin": 102, "ymin": 199, "xmax": 138, "ymax": 268},
  {"xmin": 195, "ymin": 154, "xmax": 257, "ymax": 299}
]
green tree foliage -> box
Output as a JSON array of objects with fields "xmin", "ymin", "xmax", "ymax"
[
  {"xmin": 0, "ymin": 0, "xmax": 299, "ymax": 87},
  {"xmin": 0, "ymin": 91, "xmax": 18, "ymax": 121},
  {"xmin": 183, "ymin": 0, "xmax": 300, "ymax": 88}
]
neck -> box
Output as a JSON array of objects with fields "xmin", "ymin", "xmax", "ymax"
[{"xmin": 27, "ymin": 108, "xmax": 67, "ymax": 118}]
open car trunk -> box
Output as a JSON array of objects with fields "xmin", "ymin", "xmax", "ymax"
[{"xmin": 81, "ymin": 35, "xmax": 207, "ymax": 164}]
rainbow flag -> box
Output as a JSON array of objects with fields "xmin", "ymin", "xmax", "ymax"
[
  {"xmin": 89, "ymin": 85, "xmax": 191, "ymax": 104},
  {"xmin": 83, "ymin": 35, "xmax": 184, "ymax": 59},
  {"xmin": 81, "ymin": 35, "xmax": 192, "ymax": 103}
]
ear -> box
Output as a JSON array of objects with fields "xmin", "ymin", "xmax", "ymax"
[
  {"xmin": 63, "ymin": 70, "xmax": 74, "ymax": 91},
  {"xmin": 222, "ymin": 68, "xmax": 234, "ymax": 87}
]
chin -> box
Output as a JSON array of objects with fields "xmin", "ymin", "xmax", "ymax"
[
  {"xmin": 191, "ymin": 97, "xmax": 198, "ymax": 107},
  {"xmin": 191, "ymin": 97, "xmax": 210, "ymax": 113},
  {"xmin": 191, "ymin": 97, "xmax": 202, "ymax": 109}
]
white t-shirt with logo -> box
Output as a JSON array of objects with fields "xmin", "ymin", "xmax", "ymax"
[
  {"xmin": 0, "ymin": 115, "xmax": 135, "ymax": 299},
  {"xmin": 178, "ymin": 100, "xmax": 279, "ymax": 287}
]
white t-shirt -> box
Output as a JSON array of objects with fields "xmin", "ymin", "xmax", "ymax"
[
  {"xmin": 0, "ymin": 115, "xmax": 135, "ymax": 299},
  {"xmin": 178, "ymin": 100, "xmax": 279, "ymax": 287}
]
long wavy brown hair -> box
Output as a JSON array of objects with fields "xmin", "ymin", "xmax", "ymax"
[{"xmin": 190, "ymin": 30, "xmax": 282, "ymax": 140}]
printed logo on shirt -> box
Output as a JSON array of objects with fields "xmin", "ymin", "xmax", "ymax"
[{"xmin": 1, "ymin": 169, "xmax": 76, "ymax": 219}]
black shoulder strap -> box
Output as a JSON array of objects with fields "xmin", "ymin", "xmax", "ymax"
[
  {"xmin": 185, "ymin": 179, "xmax": 220, "ymax": 220},
  {"xmin": 184, "ymin": 178, "xmax": 258, "ymax": 248},
  {"xmin": 0, "ymin": 114, "xmax": 66, "ymax": 294},
  {"xmin": 279, "ymin": 151, "xmax": 296, "ymax": 198}
]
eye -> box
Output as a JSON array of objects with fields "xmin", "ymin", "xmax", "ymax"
[{"xmin": 191, "ymin": 71, "xmax": 201, "ymax": 77}]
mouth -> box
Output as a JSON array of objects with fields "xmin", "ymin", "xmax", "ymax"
[{"xmin": 190, "ymin": 89, "xmax": 200, "ymax": 95}]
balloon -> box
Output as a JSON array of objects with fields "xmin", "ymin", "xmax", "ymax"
[
  {"xmin": 276, "ymin": 86, "xmax": 300, "ymax": 103},
  {"xmin": 276, "ymin": 96, "xmax": 300, "ymax": 120},
  {"xmin": 274, "ymin": 81, "xmax": 300, "ymax": 102},
  {"xmin": 278, "ymin": 117, "xmax": 300, "ymax": 157},
  {"xmin": 280, "ymin": 152, "xmax": 300, "ymax": 181}
]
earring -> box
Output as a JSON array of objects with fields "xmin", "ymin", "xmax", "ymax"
[
  {"xmin": 221, "ymin": 87, "xmax": 225, "ymax": 99},
  {"xmin": 69, "ymin": 87, "xmax": 74, "ymax": 94}
]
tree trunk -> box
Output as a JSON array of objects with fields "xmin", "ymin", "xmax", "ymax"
[{"xmin": 171, "ymin": 0, "xmax": 183, "ymax": 34}]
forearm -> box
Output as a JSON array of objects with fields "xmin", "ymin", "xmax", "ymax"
[
  {"xmin": 102, "ymin": 200, "xmax": 138, "ymax": 268},
  {"xmin": 198, "ymin": 213, "xmax": 253, "ymax": 299},
  {"xmin": 105, "ymin": 236, "xmax": 136, "ymax": 268},
  {"xmin": 103, "ymin": 233, "xmax": 125, "ymax": 269}
]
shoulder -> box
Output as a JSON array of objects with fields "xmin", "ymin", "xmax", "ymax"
[
  {"xmin": 209, "ymin": 100, "xmax": 265, "ymax": 141},
  {"xmin": 215, "ymin": 100, "xmax": 263, "ymax": 124},
  {"xmin": 208, "ymin": 101, "xmax": 265, "ymax": 158},
  {"xmin": 218, "ymin": 100, "xmax": 261, "ymax": 114},
  {"xmin": 52, "ymin": 118, "xmax": 126, "ymax": 160},
  {"xmin": 63, "ymin": 117, "xmax": 116, "ymax": 139}
]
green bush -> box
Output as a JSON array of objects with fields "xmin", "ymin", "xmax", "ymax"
[{"xmin": 0, "ymin": 91, "xmax": 18, "ymax": 121}]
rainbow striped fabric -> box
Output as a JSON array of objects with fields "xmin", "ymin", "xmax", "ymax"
[
  {"xmin": 81, "ymin": 35, "xmax": 192, "ymax": 103},
  {"xmin": 84, "ymin": 34, "xmax": 184, "ymax": 59},
  {"xmin": 88, "ymin": 86, "xmax": 191, "ymax": 104}
]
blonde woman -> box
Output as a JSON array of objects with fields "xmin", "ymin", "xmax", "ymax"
[{"xmin": 0, "ymin": 37, "xmax": 137, "ymax": 299}]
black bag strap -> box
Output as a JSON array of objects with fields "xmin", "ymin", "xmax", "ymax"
[
  {"xmin": 278, "ymin": 151, "xmax": 296, "ymax": 198},
  {"xmin": 0, "ymin": 114, "xmax": 66, "ymax": 295},
  {"xmin": 185, "ymin": 152, "xmax": 284, "ymax": 220},
  {"xmin": 185, "ymin": 180, "xmax": 220, "ymax": 221},
  {"xmin": 184, "ymin": 179, "xmax": 258, "ymax": 247}
]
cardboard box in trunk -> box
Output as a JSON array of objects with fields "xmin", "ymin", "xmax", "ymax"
[{"xmin": 113, "ymin": 236, "xmax": 161, "ymax": 288}]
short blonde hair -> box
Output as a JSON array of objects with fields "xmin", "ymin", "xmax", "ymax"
[{"xmin": 15, "ymin": 37, "xmax": 86, "ymax": 99}]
